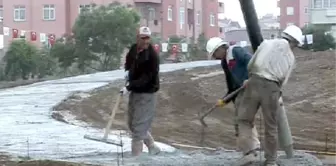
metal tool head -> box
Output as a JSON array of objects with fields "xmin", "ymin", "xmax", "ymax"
[
  {"xmin": 199, "ymin": 105, "xmax": 217, "ymax": 127},
  {"xmin": 84, "ymin": 134, "xmax": 123, "ymax": 147}
]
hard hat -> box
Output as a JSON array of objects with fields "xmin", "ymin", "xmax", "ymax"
[
  {"xmin": 282, "ymin": 25, "xmax": 303, "ymax": 45},
  {"xmin": 206, "ymin": 37, "xmax": 228, "ymax": 57}
]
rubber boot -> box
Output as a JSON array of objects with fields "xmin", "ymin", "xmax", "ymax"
[
  {"xmin": 131, "ymin": 140, "xmax": 144, "ymax": 156},
  {"xmin": 144, "ymin": 133, "xmax": 161, "ymax": 155}
]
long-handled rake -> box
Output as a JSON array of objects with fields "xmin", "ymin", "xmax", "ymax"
[
  {"xmin": 84, "ymin": 91, "xmax": 124, "ymax": 146},
  {"xmin": 199, "ymin": 86, "xmax": 244, "ymax": 127}
]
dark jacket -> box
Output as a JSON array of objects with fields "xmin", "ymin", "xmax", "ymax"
[
  {"xmin": 221, "ymin": 46, "xmax": 251, "ymax": 102},
  {"xmin": 125, "ymin": 44, "xmax": 160, "ymax": 93}
]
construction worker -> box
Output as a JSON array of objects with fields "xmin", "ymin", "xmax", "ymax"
[
  {"xmin": 235, "ymin": 25, "xmax": 303, "ymax": 166},
  {"xmin": 206, "ymin": 37, "xmax": 260, "ymax": 148},
  {"xmin": 122, "ymin": 26, "xmax": 161, "ymax": 156}
]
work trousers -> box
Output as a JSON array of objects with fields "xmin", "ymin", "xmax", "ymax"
[
  {"xmin": 234, "ymin": 91, "xmax": 260, "ymax": 149},
  {"xmin": 237, "ymin": 74, "xmax": 281, "ymax": 163},
  {"xmin": 128, "ymin": 92, "xmax": 156, "ymax": 142}
]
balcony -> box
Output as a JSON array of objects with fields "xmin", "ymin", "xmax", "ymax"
[
  {"xmin": 311, "ymin": 8, "xmax": 336, "ymax": 24},
  {"xmin": 133, "ymin": 0, "xmax": 161, "ymax": 3}
]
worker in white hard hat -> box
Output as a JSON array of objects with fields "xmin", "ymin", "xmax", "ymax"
[
  {"xmin": 234, "ymin": 25, "xmax": 303, "ymax": 166},
  {"xmin": 122, "ymin": 26, "xmax": 161, "ymax": 156},
  {"xmin": 206, "ymin": 37, "xmax": 260, "ymax": 149}
]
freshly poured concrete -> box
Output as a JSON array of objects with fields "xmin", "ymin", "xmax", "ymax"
[
  {"xmin": 74, "ymin": 150, "xmax": 323, "ymax": 166},
  {"xmin": 132, "ymin": 151, "xmax": 322, "ymax": 166}
]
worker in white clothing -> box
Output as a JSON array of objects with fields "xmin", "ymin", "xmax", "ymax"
[{"xmin": 234, "ymin": 25, "xmax": 303, "ymax": 166}]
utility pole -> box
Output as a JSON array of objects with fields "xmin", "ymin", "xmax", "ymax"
[
  {"xmin": 145, "ymin": 5, "xmax": 149, "ymax": 27},
  {"xmin": 0, "ymin": 16, "xmax": 4, "ymax": 61},
  {"xmin": 160, "ymin": 10, "xmax": 163, "ymax": 41},
  {"xmin": 192, "ymin": 0, "xmax": 196, "ymax": 44}
]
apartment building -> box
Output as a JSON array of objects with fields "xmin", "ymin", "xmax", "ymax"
[
  {"xmin": 278, "ymin": 0, "xmax": 310, "ymax": 29},
  {"xmin": 0, "ymin": 0, "xmax": 220, "ymax": 49},
  {"xmin": 310, "ymin": 0, "xmax": 336, "ymax": 38},
  {"xmin": 259, "ymin": 14, "xmax": 280, "ymax": 29}
]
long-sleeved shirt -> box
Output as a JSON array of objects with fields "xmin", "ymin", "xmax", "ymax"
[
  {"xmin": 221, "ymin": 46, "xmax": 252, "ymax": 102},
  {"xmin": 247, "ymin": 39, "xmax": 295, "ymax": 86},
  {"xmin": 125, "ymin": 44, "xmax": 160, "ymax": 93}
]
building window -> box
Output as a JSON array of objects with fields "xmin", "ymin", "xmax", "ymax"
[
  {"xmin": 148, "ymin": 8, "xmax": 155, "ymax": 20},
  {"xmin": 313, "ymin": 0, "xmax": 322, "ymax": 8},
  {"xmin": 331, "ymin": 0, "xmax": 336, "ymax": 7},
  {"xmin": 286, "ymin": 22, "xmax": 294, "ymax": 26},
  {"xmin": 210, "ymin": 14, "xmax": 215, "ymax": 26},
  {"xmin": 79, "ymin": 4, "xmax": 93, "ymax": 13},
  {"xmin": 179, "ymin": 7, "xmax": 185, "ymax": 29},
  {"xmin": 323, "ymin": 0, "xmax": 330, "ymax": 8},
  {"xmin": 0, "ymin": 6, "xmax": 3, "ymax": 19},
  {"xmin": 196, "ymin": 12, "xmax": 201, "ymax": 25},
  {"xmin": 219, "ymin": 2, "xmax": 223, "ymax": 7},
  {"xmin": 14, "ymin": 6, "xmax": 26, "ymax": 21},
  {"xmin": 286, "ymin": 7, "xmax": 294, "ymax": 15},
  {"xmin": 43, "ymin": 5, "xmax": 55, "ymax": 20},
  {"xmin": 168, "ymin": 6, "xmax": 173, "ymax": 21}
]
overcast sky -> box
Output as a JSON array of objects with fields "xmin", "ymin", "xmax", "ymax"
[{"xmin": 218, "ymin": 0, "xmax": 280, "ymax": 27}]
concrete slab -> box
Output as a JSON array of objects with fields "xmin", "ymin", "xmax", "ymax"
[{"xmin": 109, "ymin": 150, "xmax": 324, "ymax": 166}]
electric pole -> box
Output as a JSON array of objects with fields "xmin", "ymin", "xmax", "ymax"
[{"xmin": 0, "ymin": 16, "xmax": 4, "ymax": 61}]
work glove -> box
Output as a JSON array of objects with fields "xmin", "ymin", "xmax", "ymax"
[
  {"xmin": 120, "ymin": 86, "xmax": 129, "ymax": 95},
  {"xmin": 216, "ymin": 99, "xmax": 226, "ymax": 107},
  {"xmin": 124, "ymin": 70, "xmax": 129, "ymax": 81}
]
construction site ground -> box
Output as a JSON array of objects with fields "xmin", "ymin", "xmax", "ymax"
[
  {"xmin": 51, "ymin": 49, "xmax": 336, "ymax": 164},
  {"xmin": 2, "ymin": 49, "xmax": 334, "ymax": 166}
]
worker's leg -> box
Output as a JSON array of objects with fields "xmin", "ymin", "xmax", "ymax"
[
  {"xmin": 127, "ymin": 92, "xmax": 135, "ymax": 133},
  {"xmin": 129, "ymin": 92, "xmax": 158, "ymax": 156},
  {"xmin": 144, "ymin": 131, "xmax": 161, "ymax": 155},
  {"xmin": 128, "ymin": 92, "xmax": 143, "ymax": 156},
  {"xmin": 277, "ymin": 96, "xmax": 294, "ymax": 158},
  {"xmin": 234, "ymin": 90, "xmax": 260, "ymax": 150},
  {"xmin": 235, "ymin": 76, "xmax": 262, "ymax": 165},
  {"xmin": 260, "ymin": 80, "xmax": 281, "ymax": 165}
]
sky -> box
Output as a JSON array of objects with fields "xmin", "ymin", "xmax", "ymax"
[{"xmin": 218, "ymin": 0, "xmax": 280, "ymax": 27}]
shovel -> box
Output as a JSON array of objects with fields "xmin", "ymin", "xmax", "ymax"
[{"xmin": 199, "ymin": 86, "xmax": 244, "ymax": 127}]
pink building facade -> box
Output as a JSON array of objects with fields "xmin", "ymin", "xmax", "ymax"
[
  {"xmin": 278, "ymin": 0, "xmax": 310, "ymax": 29},
  {"xmin": 0, "ymin": 0, "xmax": 219, "ymax": 49}
]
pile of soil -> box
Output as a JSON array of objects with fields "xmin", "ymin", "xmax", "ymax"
[{"xmin": 53, "ymin": 49, "xmax": 336, "ymax": 152}]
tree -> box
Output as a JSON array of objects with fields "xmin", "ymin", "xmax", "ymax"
[
  {"xmin": 3, "ymin": 40, "xmax": 39, "ymax": 80},
  {"xmin": 197, "ymin": 33, "xmax": 207, "ymax": 51},
  {"xmin": 32, "ymin": 46, "xmax": 57, "ymax": 78},
  {"xmin": 50, "ymin": 36, "xmax": 77, "ymax": 71},
  {"xmin": 53, "ymin": 3, "xmax": 140, "ymax": 72},
  {"xmin": 302, "ymin": 25, "xmax": 336, "ymax": 51}
]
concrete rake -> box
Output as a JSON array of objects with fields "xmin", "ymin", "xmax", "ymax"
[
  {"xmin": 84, "ymin": 91, "xmax": 124, "ymax": 147},
  {"xmin": 199, "ymin": 86, "xmax": 244, "ymax": 127}
]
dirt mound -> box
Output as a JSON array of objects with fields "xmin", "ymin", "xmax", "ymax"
[{"xmin": 53, "ymin": 49, "xmax": 336, "ymax": 152}]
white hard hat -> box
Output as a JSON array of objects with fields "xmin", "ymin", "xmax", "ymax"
[
  {"xmin": 139, "ymin": 26, "xmax": 151, "ymax": 37},
  {"xmin": 282, "ymin": 25, "xmax": 303, "ymax": 45},
  {"xmin": 206, "ymin": 37, "xmax": 228, "ymax": 57}
]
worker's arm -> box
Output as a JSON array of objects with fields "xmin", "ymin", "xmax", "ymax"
[
  {"xmin": 124, "ymin": 44, "xmax": 136, "ymax": 71},
  {"xmin": 128, "ymin": 46, "xmax": 159, "ymax": 88},
  {"xmin": 232, "ymin": 47, "xmax": 252, "ymax": 65},
  {"xmin": 247, "ymin": 40, "xmax": 267, "ymax": 71},
  {"xmin": 277, "ymin": 40, "xmax": 296, "ymax": 86}
]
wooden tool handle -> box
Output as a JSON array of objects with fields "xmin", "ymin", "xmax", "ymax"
[{"xmin": 103, "ymin": 92, "xmax": 122, "ymax": 139}]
